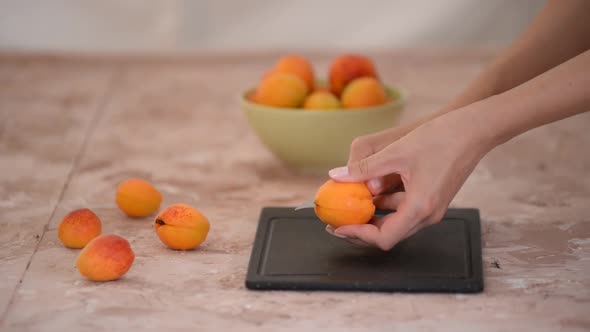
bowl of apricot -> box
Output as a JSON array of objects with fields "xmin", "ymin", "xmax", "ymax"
[{"xmin": 241, "ymin": 54, "xmax": 406, "ymax": 174}]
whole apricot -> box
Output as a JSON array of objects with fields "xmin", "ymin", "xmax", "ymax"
[
  {"xmin": 254, "ymin": 72, "xmax": 308, "ymax": 108},
  {"xmin": 58, "ymin": 208, "xmax": 102, "ymax": 249},
  {"xmin": 154, "ymin": 204, "xmax": 210, "ymax": 250},
  {"xmin": 272, "ymin": 55, "xmax": 315, "ymax": 91},
  {"xmin": 341, "ymin": 77, "xmax": 388, "ymax": 108},
  {"xmin": 76, "ymin": 234, "xmax": 135, "ymax": 281},
  {"xmin": 329, "ymin": 54, "xmax": 378, "ymax": 96},
  {"xmin": 314, "ymin": 179, "xmax": 375, "ymax": 228},
  {"xmin": 116, "ymin": 178, "xmax": 162, "ymax": 217},
  {"xmin": 303, "ymin": 91, "xmax": 341, "ymax": 110}
]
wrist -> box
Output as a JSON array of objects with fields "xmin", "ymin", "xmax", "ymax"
[
  {"xmin": 473, "ymin": 95, "xmax": 507, "ymax": 150},
  {"xmin": 430, "ymin": 97, "xmax": 503, "ymax": 158},
  {"xmin": 475, "ymin": 91, "xmax": 535, "ymax": 149}
]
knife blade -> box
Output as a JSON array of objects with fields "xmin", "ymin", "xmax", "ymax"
[{"xmin": 294, "ymin": 199, "xmax": 315, "ymax": 210}]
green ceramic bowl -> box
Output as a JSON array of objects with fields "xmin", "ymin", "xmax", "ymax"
[{"xmin": 241, "ymin": 86, "xmax": 406, "ymax": 174}]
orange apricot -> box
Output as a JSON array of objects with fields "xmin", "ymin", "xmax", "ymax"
[
  {"xmin": 116, "ymin": 178, "xmax": 162, "ymax": 218},
  {"xmin": 341, "ymin": 77, "xmax": 388, "ymax": 108},
  {"xmin": 314, "ymin": 179, "xmax": 375, "ymax": 228},
  {"xmin": 58, "ymin": 208, "xmax": 102, "ymax": 249},
  {"xmin": 247, "ymin": 91, "xmax": 259, "ymax": 102},
  {"xmin": 272, "ymin": 55, "xmax": 315, "ymax": 91},
  {"xmin": 76, "ymin": 234, "xmax": 135, "ymax": 281},
  {"xmin": 254, "ymin": 72, "xmax": 309, "ymax": 108},
  {"xmin": 154, "ymin": 204, "xmax": 210, "ymax": 250},
  {"xmin": 303, "ymin": 91, "xmax": 341, "ymax": 110},
  {"xmin": 329, "ymin": 54, "xmax": 378, "ymax": 96}
]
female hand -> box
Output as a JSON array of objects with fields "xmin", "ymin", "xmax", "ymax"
[
  {"xmin": 323, "ymin": 1, "xmax": 590, "ymax": 251},
  {"xmin": 326, "ymin": 102, "xmax": 495, "ymax": 250}
]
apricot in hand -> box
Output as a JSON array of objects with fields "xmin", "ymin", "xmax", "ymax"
[
  {"xmin": 154, "ymin": 204, "xmax": 210, "ymax": 250},
  {"xmin": 116, "ymin": 178, "xmax": 162, "ymax": 217},
  {"xmin": 314, "ymin": 179, "xmax": 375, "ymax": 228},
  {"xmin": 76, "ymin": 234, "xmax": 135, "ymax": 281},
  {"xmin": 58, "ymin": 208, "xmax": 102, "ymax": 249}
]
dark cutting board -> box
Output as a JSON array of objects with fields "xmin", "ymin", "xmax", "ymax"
[{"xmin": 245, "ymin": 207, "xmax": 483, "ymax": 293}]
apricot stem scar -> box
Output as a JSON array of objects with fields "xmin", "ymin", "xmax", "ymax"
[{"xmin": 155, "ymin": 219, "xmax": 166, "ymax": 226}]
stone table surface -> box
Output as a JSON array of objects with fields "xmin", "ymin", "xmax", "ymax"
[{"xmin": 0, "ymin": 50, "xmax": 588, "ymax": 332}]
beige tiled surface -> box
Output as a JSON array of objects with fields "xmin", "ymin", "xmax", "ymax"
[
  {"xmin": 0, "ymin": 51, "xmax": 588, "ymax": 331},
  {"xmin": 0, "ymin": 61, "xmax": 115, "ymax": 318}
]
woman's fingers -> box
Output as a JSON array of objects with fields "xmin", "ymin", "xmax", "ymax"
[
  {"xmin": 373, "ymin": 191, "xmax": 406, "ymax": 211},
  {"xmin": 324, "ymin": 225, "xmax": 341, "ymax": 237},
  {"xmin": 330, "ymin": 146, "xmax": 403, "ymax": 183},
  {"xmin": 369, "ymin": 215, "xmax": 387, "ymax": 229},
  {"xmin": 347, "ymin": 136, "xmax": 376, "ymax": 166},
  {"xmin": 343, "ymin": 238, "xmax": 373, "ymax": 247},
  {"xmin": 334, "ymin": 206, "xmax": 418, "ymax": 251},
  {"xmin": 325, "ymin": 192, "xmax": 412, "ymax": 250},
  {"xmin": 332, "ymin": 223, "xmax": 381, "ymax": 247},
  {"xmin": 335, "ymin": 191, "xmax": 439, "ymax": 251},
  {"xmin": 347, "ymin": 124, "xmax": 415, "ymax": 164},
  {"xmin": 325, "ymin": 225, "xmax": 373, "ymax": 247},
  {"xmin": 400, "ymin": 222, "xmax": 424, "ymax": 242},
  {"xmin": 327, "ymin": 167, "xmax": 449, "ymax": 251},
  {"xmin": 325, "ymin": 93, "xmax": 492, "ymax": 251},
  {"xmin": 347, "ymin": 127, "xmax": 405, "ymax": 163},
  {"xmin": 366, "ymin": 174, "xmax": 402, "ymax": 196}
]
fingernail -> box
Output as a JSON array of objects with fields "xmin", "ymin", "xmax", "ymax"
[
  {"xmin": 368, "ymin": 178, "xmax": 381, "ymax": 191},
  {"xmin": 329, "ymin": 166, "xmax": 349, "ymax": 179},
  {"xmin": 325, "ymin": 225, "xmax": 335, "ymax": 234},
  {"xmin": 333, "ymin": 230, "xmax": 348, "ymax": 239}
]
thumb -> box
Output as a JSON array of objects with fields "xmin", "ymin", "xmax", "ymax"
[{"xmin": 329, "ymin": 150, "xmax": 399, "ymax": 182}]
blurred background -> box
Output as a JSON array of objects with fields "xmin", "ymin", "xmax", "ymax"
[{"xmin": 0, "ymin": 0, "xmax": 546, "ymax": 53}]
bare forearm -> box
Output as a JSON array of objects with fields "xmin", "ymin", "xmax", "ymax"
[
  {"xmin": 363, "ymin": 1, "xmax": 589, "ymax": 151},
  {"xmin": 476, "ymin": 49, "xmax": 590, "ymax": 148},
  {"xmin": 435, "ymin": 0, "xmax": 590, "ymax": 120}
]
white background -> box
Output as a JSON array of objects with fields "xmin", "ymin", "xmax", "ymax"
[{"xmin": 0, "ymin": 0, "xmax": 546, "ymax": 52}]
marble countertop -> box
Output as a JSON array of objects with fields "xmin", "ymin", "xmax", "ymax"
[{"xmin": 0, "ymin": 50, "xmax": 588, "ymax": 332}]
